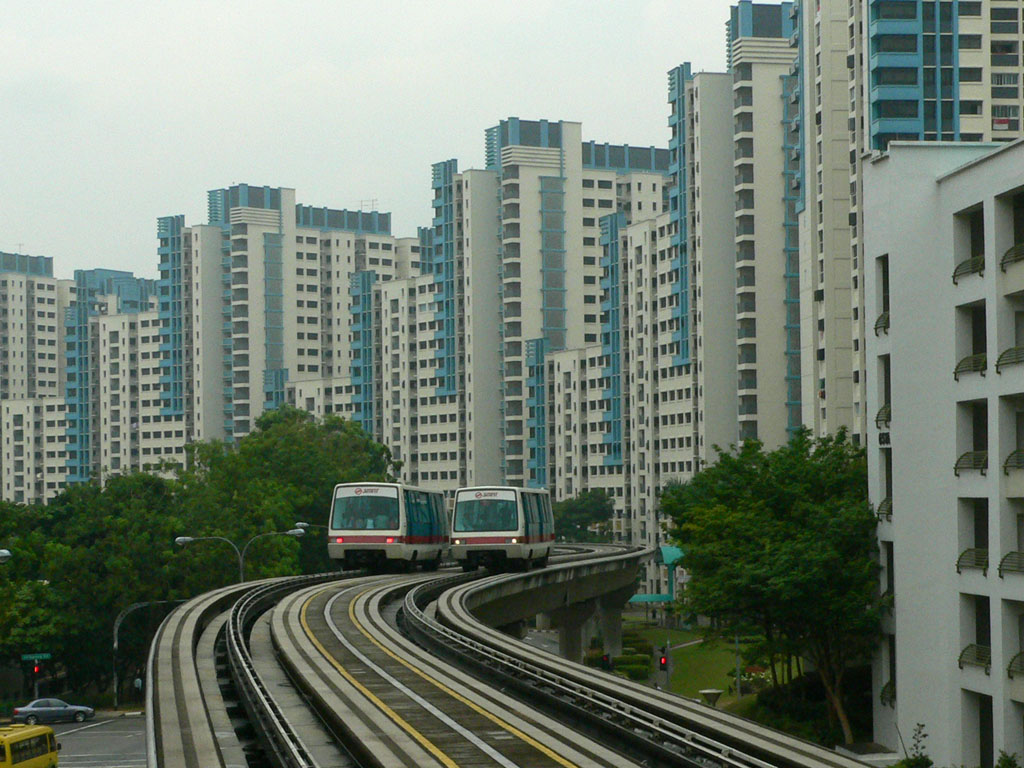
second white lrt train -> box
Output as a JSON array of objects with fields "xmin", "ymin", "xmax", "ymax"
[{"xmin": 449, "ymin": 486, "xmax": 555, "ymax": 572}]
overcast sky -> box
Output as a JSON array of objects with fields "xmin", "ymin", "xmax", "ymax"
[{"xmin": 1, "ymin": 1, "xmax": 727, "ymax": 279}]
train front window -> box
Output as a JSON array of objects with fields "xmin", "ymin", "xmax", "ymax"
[
  {"xmin": 454, "ymin": 498, "xmax": 518, "ymax": 532},
  {"xmin": 332, "ymin": 487, "xmax": 400, "ymax": 530}
]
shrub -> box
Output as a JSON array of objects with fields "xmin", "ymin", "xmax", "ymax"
[
  {"xmin": 583, "ymin": 649, "xmax": 604, "ymax": 668},
  {"xmin": 616, "ymin": 665, "xmax": 650, "ymax": 681},
  {"xmin": 613, "ymin": 654, "xmax": 651, "ymax": 668}
]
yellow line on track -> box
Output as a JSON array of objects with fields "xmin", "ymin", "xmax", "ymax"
[
  {"xmin": 300, "ymin": 583, "xmax": 582, "ymax": 768},
  {"xmin": 345, "ymin": 586, "xmax": 581, "ymax": 768},
  {"xmin": 300, "ymin": 587, "xmax": 459, "ymax": 768}
]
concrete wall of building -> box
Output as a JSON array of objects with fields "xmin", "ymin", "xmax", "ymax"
[{"xmin": 865, "ymin": 141, "xmax": 1017, "ymax": 764}]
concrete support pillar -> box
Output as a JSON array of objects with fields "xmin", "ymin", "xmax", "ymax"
[
  {"xmin": 536, "ymin": 613, "xmax": 553, "ymax": 631},
  {"xmin": 599, "ymin": 585, "xmax": 637, "ymax": 658},
  {"xmin": 547, "ymin": 601, "xmax": 597, "ymax": 663},
  {"xmin": 600, "ymin": 606, "xmax": 623, "ymax": 657},
  {"xmin": 499, "ymin": 619, "xmax": 527, "ymax": 640}
]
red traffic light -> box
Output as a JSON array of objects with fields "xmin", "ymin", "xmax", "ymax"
[
  {"xmin": 659, "ymin": 656, "xmax": 668, "ymax": 670},
  {"xmin": 33, "ymin": 665, "xmax": 39, "ymax": 674}
]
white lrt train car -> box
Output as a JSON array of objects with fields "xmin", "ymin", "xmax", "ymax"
[
  {"xmin": 449, "ymin": 486, "xmax": 555, "ymax": 572},
  {"xmin": 327, "ymin": 482, "xmax": 448, "ymax": 572}
]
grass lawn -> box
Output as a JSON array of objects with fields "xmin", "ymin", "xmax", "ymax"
[
  {"xmin": 623, "ymin": 618, "xmax": 700, "ymax": 649},
  {"xmin": 668, "ymin": 638, "xmax": 745, "ymax": 700}
]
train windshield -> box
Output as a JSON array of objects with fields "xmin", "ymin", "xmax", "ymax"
[
  {"xmin": 331, "ymin": 486, "xmax": 400, "ymax": 530},
  {"xmin": 453, "ymin": 490, "xmax": 518, "ymax": 532}
]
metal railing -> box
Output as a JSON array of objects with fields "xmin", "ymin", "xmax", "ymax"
[
  {"xmin": 876, "ymin": 496, "xmax": 892, "ymax": 520},
  {"xmin": 955, "ymin": 450, "xmax": 988, "ymax": 476},
  {"xmin": 879, "ymin": 679, "xmax": 896, "ymax": 707},
  {"xmin": 954, "ymin": 353, "xmax": 987, "ymax": 379},
  {"xmin": 956, "ymin": 547, "xmax": 989, "ymax": 575},
  {"xmin": 999, "ymin": 551, "xmax": 1024, "ymax": 577},
  {"xmin": 1001, "ymin": 243, "xmax": 1024, "ymax": 271},
  {"xmin": 997, "ymin": 346, "xmax": 1024, "ymax": 373},
  {"xmin": 1008, "ymin": 651, "xmax": 1024, "ymax": 678},
  {"xmin": 953, "ymin": 255, "xmax": 985, "ymax": 284},
  {"xmin": 875, "ymin": 403, "xmax": 891, "ymax": 429},
  {"xmin": 874, "ymin": 311, "xmax": 890, "ymax": 336},
  {"xmin": 958, "ymin": 643, "xmax": 992, "ymax": 674},
  {"xmin": 1005, "ymin": 449, "xmax": 1024, "ymax": 474}
]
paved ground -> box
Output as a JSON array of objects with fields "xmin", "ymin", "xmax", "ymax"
[{"xmin": 52, "ymin": 713, "xmax": 145, "ymax": 767}]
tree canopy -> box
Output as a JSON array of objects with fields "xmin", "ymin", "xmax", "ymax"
[
  {"xmin": 0, "ymin": 407, "xmax": 396, "ymax": 701},
  {"xmin": 553, "ymin": 489, "xmax": 614, "ymax": 542},
  {"xmin": 659, "ymin": 428, "xmax": 880, "ymax": 744}
]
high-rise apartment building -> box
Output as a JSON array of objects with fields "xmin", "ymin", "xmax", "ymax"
[
  {"xmin": 730, "ymin": 8, "xmax": 799, "ymax": 446},
  {"xmin": 161, "ymin": 185, "xmax": 401, "ymax": 448},
  {"xmin": 864, "ymin": 139, "xmax": 1024, "ymax": 768},
  {"xmin": 785, "ymin": 0, "xmax": 1024, "ymax": 442},
  {"xmin": 483, "ymin": 119, "xmax": 669, "ymax": 490},
  {"xmin": 379, "ymin": 163, "xmax": 502, "ymax": 488},
  {"xmin": 0, "ymin": 253, "xmax": 73, "ymax": 401},
  {"xmin": 0, "ymin": 253, "xmax": 74, "ymax": 502},
  {"xmin": 796, "ymin": 0, "xmax": 856, "ymax": 439},
  {"xmin": 64, "ymin": 269, "xmax": 157, "ymax": 485}
]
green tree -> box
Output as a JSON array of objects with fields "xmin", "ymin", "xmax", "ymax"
[
  {"xmin": 660, "ymin": 428, "xmax": 880, "ymax": 744},
  {"xmin": 0, "ymin": 407, "xmax": 399, "ymax": 697},
  {"xmin": 553, "ymin": 490, "xmax": 614, "ymax": 542},
  {"xmin": 174, "ymin": 406, "xmax": 398, "ymax": 580}
]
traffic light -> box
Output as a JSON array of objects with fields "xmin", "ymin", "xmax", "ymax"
[
  {"xmin": 601, "ymin": 654, "xmax": 611, "ymax": 670},
  {"xmin": 32, "ymin": 664, "xmax": 39, "ymax": 675},
  {"xmin": 659, "ymin": 654, "xmax": 668, "ymax": 671}
]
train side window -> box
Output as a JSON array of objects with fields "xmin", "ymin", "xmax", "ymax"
[{"xmin": 523, "ymin": 492, "xmax": 538, "ymax": 536}]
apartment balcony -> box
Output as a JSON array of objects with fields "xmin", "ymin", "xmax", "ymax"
[
  {"xmin": 997, "ymin": 346, "xmax": 1024, "ymax": 373},
  {"xmin": 876, "ymin": 496, "xmax": 892, "ymax": 521},
  {"xmin": 958, "ymin": 643, "xmax": 992, "ymax": 674},
  {"xmin": 875, "ymin": 403, "xmax": 891, "ymax": 429},
  {"xmin": 874, "ymin": 311, "xmax": 890, "ymax": 335},
  {"xmin": 879, "ymin": 679, "xmax": 896, "ymax": 708},
  {"xmin": 956, "ymin": 547, "xmax": 989, "ymax": 575},
  {"xmin": 1004, "ymin": 246, "xmax": 1024, "ymax": 297},
  {"xmin": 1008, "ymin": 652, "xmax": 1024, "ymax": 701},
  {"xmin": 1001, "ymin": 243, "xmax": 1024, "ymax": 271},
  {"xmin": 998, "ymin": 551, "xmax": 1024, "ymax": 577},
  {"xmin": 953, "ymin": 255, "xmax": 985, "ymax": 284},
  {"xmin": 954, "ymin": 353, "xmax": 987, "ymax": 380},
  {"xmin": 955, "ymin": 450, "xmax": 988, "ymax": 476}
]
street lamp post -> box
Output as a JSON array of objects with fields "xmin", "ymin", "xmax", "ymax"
[
  {"xmin": 174, "ymin": 529, "xmax": 305, "ymax": 583},
  {"xmin": 112, "ymin": 599, "xmax": 185, "ymax": 710}
]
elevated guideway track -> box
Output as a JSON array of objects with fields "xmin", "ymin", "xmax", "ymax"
[{"xmin": 147, "ymin": 545, "xmax": 870, "ymax": 768}]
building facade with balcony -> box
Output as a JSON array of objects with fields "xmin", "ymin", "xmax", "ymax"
[{"xmin": 864, "ymin": 139, "xmax": 1024, "ymax": 766}]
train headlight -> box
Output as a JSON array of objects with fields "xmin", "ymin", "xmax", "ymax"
[
  {"xmin": 335, "ymin": 537, "xmax": 344, "ymax": 544},
  {"xmin": 510, "ymin": 537, "xmax": 518, "ymax": 544},
  {"xmin": 454, "ymin": 539, "xmax": 462, "ymax": 545},
  {"xmin": 385, "ymin": 537, "xmax": 395, "ymax": 544}
]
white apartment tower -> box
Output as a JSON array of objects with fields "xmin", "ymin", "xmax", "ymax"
[
  {"xmin": 865, "ymin": 140, "xmax": 1024, "ymax": 767},
  {"xmin": 796, "ymin": 0, "xmax": 855, "ymax": 439},
  {"xmin": 731, "ymin": 21, "xmax": 800, "ymax": 448}
]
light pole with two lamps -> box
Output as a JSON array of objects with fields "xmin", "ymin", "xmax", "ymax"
[{"xmin": 174, "ymin": 529, "xmax": 305, "ymax": 583}]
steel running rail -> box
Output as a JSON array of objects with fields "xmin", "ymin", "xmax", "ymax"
[
  {"xmin": 225, "ymin": 573, "xmax": 344, "ymax": 768},
  {"xmin": 402, "ymin": 575, "xmax": 775, "ymax": 768}
]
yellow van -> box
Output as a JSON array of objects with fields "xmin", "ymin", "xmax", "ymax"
[{"xmin": 0, "ymin": 724, "xmax": 60, "ymax": 767}]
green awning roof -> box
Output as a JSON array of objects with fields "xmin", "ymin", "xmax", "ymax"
[
  {"xmin": 658, "ymin": 545, "xmax": 684, "ymax": 566},
  {"xmin": 629, "ymin": 593, "xmax": 673, "ymax": 603}
]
